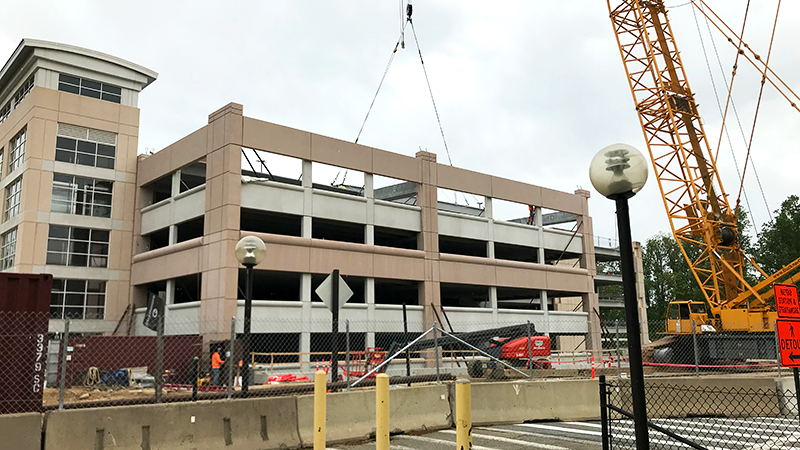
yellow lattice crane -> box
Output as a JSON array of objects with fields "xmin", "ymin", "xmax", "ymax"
[{"xmin": 606, "ymin": 0, "xmax": 800, "ymax": 359}]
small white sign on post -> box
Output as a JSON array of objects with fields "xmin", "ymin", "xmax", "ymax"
[{"xmin": 315, "ymin": 272, "xmax": 353, "ymax": 312}]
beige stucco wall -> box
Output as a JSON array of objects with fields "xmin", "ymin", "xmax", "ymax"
[{"xmin": 0, "ymin": 86, "xmax": 139, "ymax": 326}]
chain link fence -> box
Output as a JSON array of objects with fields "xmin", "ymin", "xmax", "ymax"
[
  {"xmin": 602, "ymin": 318, "xmax": 784, "ymax": 379},
  {"xmin": 1, "ymin": 310, "xmax": 792, "ymax": 414},
  {"xmin": 601, "ymin": 376, "xmax": 800, "ymax": 449}
]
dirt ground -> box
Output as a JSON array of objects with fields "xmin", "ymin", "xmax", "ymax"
[{"xmin": 42, "ymin": 386, "xmax": 162, "ymax": 405}]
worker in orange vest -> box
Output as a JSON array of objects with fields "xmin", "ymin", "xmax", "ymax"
[{"xmin": 211, "ymin": 348, "xmax": 225, "ymax": 385}]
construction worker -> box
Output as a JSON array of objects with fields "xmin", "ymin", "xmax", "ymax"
[{"xmin": 211, "ymin": 348, "xmax": 225, "ymax": 385}]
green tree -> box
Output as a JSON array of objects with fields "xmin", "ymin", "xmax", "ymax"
[
  {"xmin": 755, "ymin": 195, "xmax": 800, "ymax": 277},
  {"xmin": 641, "ymin": 233, "xmax": 704, "ymax": 322}
]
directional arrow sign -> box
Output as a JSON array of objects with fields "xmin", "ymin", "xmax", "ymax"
[
  {"xmin": 315, "ymin": 271, "xmax": 353, "ymax": 312},
  {"xmin": 776, "ymin": 319, "xmax": 800, "ymax": 368}
]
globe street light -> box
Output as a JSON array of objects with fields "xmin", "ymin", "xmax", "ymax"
[
  {"xmin": 235, "ymin": 235, "xmax": 267, "ymax": 397},
  {"xmin": 589, "ymin": 143, "xmax": 649, "ymax": 450}
]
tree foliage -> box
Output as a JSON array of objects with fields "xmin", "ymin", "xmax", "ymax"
[
  {"xmin": 641, "ymin": 233, "xmax": 704, "ymax": 321},
  {"xmin": 755, "ymin": 195, "xmax": 800, "ymax": 275},
  {"xmin": 640, "ymin": 196, "xmax": 800, "ymax": 322}
]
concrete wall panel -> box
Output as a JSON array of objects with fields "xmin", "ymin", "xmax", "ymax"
[
  {"xmin": 437, "ymin": 164, "xmax": 492, "ymax": 197},
  {"xmin": 438, "ymin": 212, "xmax": 490, "ymax": 241},
  {"xmin": 493, "ymin": 221, "xmax": 540, "ymax": 247},
  {"xmin": 311, "ymin": 191, "xmax": 367, "ymax": 224},
  {"xmin": 0, "ymin": 413, "xmax": 42, "ymax": 450},
  {"xmin": 373, "ymin": 202, "xmax": 421, "ymax": 232},
  {"xmin": 466, "ymin": 379, "xmax": 600, "ymax": 425},
  {"xmin": 490, "ymin": 176, "xmax": 542, "ymax": 207},
  {"xmin": 297, "ymin": 384, "xmax": 451, "ymax": 444},
  {"xmin": 243, "ymin": 117, "xmax": 311, "ymax": 160},
  {"xmin": 371, "ymin": 148, "xmax": 421, "ymax": 183},
  {"xmin": 240, "ymin": 182, "xmax": 304, "ymax": 215},
  {"xmin": 44, "ymin": 396, "xmax": 300, "ymax": 450},
  {"xmin": 310, "ymin": 133, "xmax": 372, "ymax": 174}
]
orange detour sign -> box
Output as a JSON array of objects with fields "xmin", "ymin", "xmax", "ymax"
[
  {"xmin": 777, "ymin": 319, "xmax": 800, "ymax": 367},
  {"xmin": 775, "ymin": 283, "xmax": 800, "ymax": 319}
]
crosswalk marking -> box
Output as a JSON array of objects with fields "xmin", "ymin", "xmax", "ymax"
[
  {"xmin": 483, "ymin": 426, "xmax": 600, "ymax": 446},
  {"xmin": 439, "ymin": 429, "xmax": 570, "ymax": 450},
  {"xmin": 394, "ymin": 434, "xmax": 495, "ymax": 450},
  {"xmin": 518, "ymin": 422, "xmax": 602, "ymax": 436},
  {"xmin": 564, "ymin": 421, "xmax": 601, "ymax": 428}
]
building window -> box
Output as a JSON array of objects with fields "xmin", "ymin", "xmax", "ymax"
[
  {"xmin": 46, "ymin": 225, "xmax": 110, "ymax": 268},
  {"xmin": 0, "ymin": 227, "xmax": 16, "ymax": 270},
  {"xmin": 0, "ymin": 103, "xmax": 9, "ymax": 125},
  {"xmin": 0, "ymin": 149, "xmax": 4, "ymax": 180},
  {"xmin": 50, "ymin": 279, "xmax": 106, "ymax": 320},
  {"xmin": 58, "ymin": 74, "xmax": 121, "ymax": 104},
  {"xmin": 12, "ymin": 76, "xmax": 34, "ymax": 108},
  {"xmin": 4, "ymin": 177, "xmax": 22, "ymax": 222},
  {"xmin": 51, "ymin": 174, "xmax": 113, "ymax": 218},
  {"xmin": 0, "ymin": 76, "xmax": 35, "ymax": 125},
  {"xmin": 9, "ymin": 128, "xmax": 25, "ymax": 172},
  {"xmin": 55, "ymin": 123, "xmax": 116, "ymax": 169}
]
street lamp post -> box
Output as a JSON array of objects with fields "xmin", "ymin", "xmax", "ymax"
[
  {"xmin": 235, "ymin": 236, "xmax": 267, "ymax": 398},
  {"xmin": 589, "ymin": 143, "xmax": 649, "ymax": 450}
]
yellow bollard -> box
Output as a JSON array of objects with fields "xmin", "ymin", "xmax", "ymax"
[
  {"xmin": 455, "ymin": 379, "xmax": 472, "ymax": 450},
  {"xmin": 314, "ymin": 370, "xmax": 327, "ymax": 450},
  {"xmin": 375, "ymin": 373, "xmax": 390, "ymax": 450}
]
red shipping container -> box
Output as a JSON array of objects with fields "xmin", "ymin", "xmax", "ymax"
[{"xmin": 0, "ymin": 273, "xmax": 52, "ymax": 414}]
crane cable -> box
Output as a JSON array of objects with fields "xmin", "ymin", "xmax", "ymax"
[
  {"xmin": 735, "ymin": 0, "xmax": 781, "ymax": 220},
  {"xmin": 354, "ymin": 21, "xmax": 409, "ymax": 145},
  {"xmin": 689, "ymin": 3, "xmax": 757, "ymax": 234},
  {"xmin": 408, "ymin": 19, "xmax": 454, "ymax": 167},
  {"xmin": 354, "ymin": 2, "xmax": 453, "ymax": 168},
  {"xmin": 712, "ymin": 0, "xmax": 750, "ymax": 185}
]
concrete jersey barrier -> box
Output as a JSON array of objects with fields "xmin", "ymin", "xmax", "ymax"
[
  {"xmin": 611, "ymin": 376, "xmax": 780, "ymax": 419},
  {"xmin": 0, "ymin": 412, "xmax": 42, "ymax": 450},
  {"xmin": 297, "ymin": 384, "xmax": 451, "ymax": 444},
  {"xmin": 465, "ymin": 379, "xmax": 601, "ymax": 425},
  {"xmin": 44, "ymin": 396, "xmax": 300, "ymax": 450}
]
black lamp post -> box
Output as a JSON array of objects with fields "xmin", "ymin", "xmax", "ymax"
[
  {"xmin": 235, "ymin": 235, "xmax": 267, "ymax": 398},
  {"xmin": 589, "ymin": 143, "xmax": 649, "ymax": 450}
]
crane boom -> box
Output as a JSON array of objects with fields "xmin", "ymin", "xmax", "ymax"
[
  {"xmin": 608, "ymin": 0, "xmax": 741, "ymax": 312},
  {"xmin": 607, "ymin": 0, "xmax": 800, "ymax": 332}
]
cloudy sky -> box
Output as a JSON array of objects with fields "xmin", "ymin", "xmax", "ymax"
[{"xmin": 2, "ymin": 1, "xmax": 797, "ymax": 244}]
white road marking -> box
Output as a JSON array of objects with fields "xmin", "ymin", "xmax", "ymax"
[
  {"xmin": 517, "ymin": 423, "xmax": 601, "ymax": 436},
  {"xmin": 483, "ymin": 426, "xmax": 600, "ymax": 446},
  {"xmin": 440, "ymin": 429, "xmax": 570, "ymax": 450},
  {"xmin": 394, "ymin": 434, "xmax": 494, "ymax": 450},
  {"xmin": 563, "ymin": 421, "xmax": 602, "ymax": 428}
]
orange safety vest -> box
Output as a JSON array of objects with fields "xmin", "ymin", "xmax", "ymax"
[{"xmin": 211, "ymin": 352, "xmax": 225, "ymax": 369}]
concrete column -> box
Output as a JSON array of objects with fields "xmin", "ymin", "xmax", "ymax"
[
  {"xmin": 301, "ymin": 160, "xmax": 313, "ymax": 238},
  {"xmin": 199, "ymin": 103, "xmax": 244, "ymax": 341},
  {"xmin": 489, "ymin": 286, "xmax": 498, "ymax": 326},
  {"xmin": 300, "ymin": 273, "xmax": 312, "ymax": 366},
  {"xmin": 366, "ymin": 277, "xmax": 376, "ymax": 348},
  {"xmin": 541, "ymin": 290, "xmax": 550, "ymax": 336},
  {"xmin": 485, "ymin": 197, "xmax": 495, "ymax": 259},
  {"xmin": 574, "ymin": 189, "xmax": 602, "ymax": 354},
  {"xmin": 163, "ymin": 278, "xmax": 175, "ymax": 333},
  {"xmin": 535, "ymin": 207, "xmax": 545, "ymax": 264},
  {"xmin": 633, "ymin": 241, "xmax": 649, "ymax": 344},
  {"xmin": 365, "ymin": 173, "xmax": 374, "ymax": 245},
  {"xmin": 415, "ymin": 151, "xmax": 441, "ymax": 332}
]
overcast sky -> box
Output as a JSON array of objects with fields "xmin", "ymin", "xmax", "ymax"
[{"xmin": 2, "ymin": 1, "xmax": 797, "ymax": 244}]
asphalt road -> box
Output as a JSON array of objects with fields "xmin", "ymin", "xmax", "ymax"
[{"xmin": 330, "ymin": 416, "xmax": 800, "ymax": 450}]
